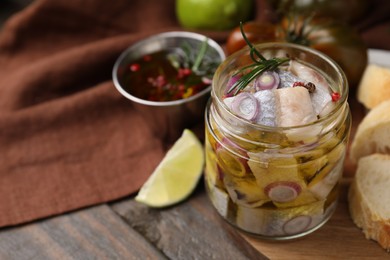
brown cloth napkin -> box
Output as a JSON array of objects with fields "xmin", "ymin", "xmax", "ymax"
[{"xmin": 0, "ymin": 0, "xmax": 389, "ymax": 228}]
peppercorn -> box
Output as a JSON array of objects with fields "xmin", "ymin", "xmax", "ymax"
[{"xmin": 304, "ymin": 82, "xmax": 316, "ymax": 93}]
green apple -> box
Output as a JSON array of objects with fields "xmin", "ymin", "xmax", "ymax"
[{"xmin": 176, "ymin": 0, "xmax": 254, "ymax": 30}]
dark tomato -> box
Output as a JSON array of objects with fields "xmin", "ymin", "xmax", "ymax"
[
  {"xmin": 279, "ymin": 16, "xmax": 367, "ymax": 87},
  {"xmin": 226, "ymin": 21, "xmax": 277, "ymax": 55},
  {"xmin": 267, "ymin": 0, "xmax": 369, "ymax": 24},
  {"xmin": 226, "ymin": 17, "xmax": 367, "ymax": 88}
]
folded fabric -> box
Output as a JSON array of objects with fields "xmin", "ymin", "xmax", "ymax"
[
  {"xmin": 0, "ymin": 0, "xmax": 181, "ymax": 227},
  {"xmin": 0, "ymin": 0, "xmax": 389, "ymax": 228}
]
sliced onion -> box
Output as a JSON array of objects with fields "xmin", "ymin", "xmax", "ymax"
[
  {"xmin": 283, "ymin": 215, "xmax": 312, "ymax": 235},
  {"xmin": 231, "ymin": 92, "xmax": 260, "ymax": 121},
  {"xmin": 216, "ymin": 138, "xmax": 248, "ymax": 178},
  {"xmin": 223, "ymin": 96, "xmax": 234, "ymax": 109},
  {"xmin": 217, "ymin": 165, "xmax": 225, "ymax": 181},
  {"xmin": 219, "ymin": 137, "xmax": 247, "ymax": 155},
  {"xmin": 254, "ymin": 71, "xmax": 280, "ymax": 91},
  {"xmin": 216, "ymin": 147, "xmax": 247, "ymax": 178},
  {"xmin": 264, "ymin": 181, "xmax": 302, "ymax": 203},
  {"xmin": 224, "ymin": 75, "xmax": 241, "ymax": 97}
]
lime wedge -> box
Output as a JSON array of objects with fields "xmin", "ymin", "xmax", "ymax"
[{"xmin": 135, "ymin": 129, "xmax": 204, "ymax": 207}]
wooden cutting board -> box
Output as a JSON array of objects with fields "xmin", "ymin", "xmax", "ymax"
[{"xmin": 242, "ymin": 179, "xmax": 389, "ymax": 259}]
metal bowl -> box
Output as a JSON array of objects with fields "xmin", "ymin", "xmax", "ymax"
[{"xmin": 112, "ymin": 31, "xmax": 225, "ymax": 142}]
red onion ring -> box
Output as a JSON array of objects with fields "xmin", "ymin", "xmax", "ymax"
[
  {"xmin": 254, "ymin": 71, "xmax": 280, "ymax": 91},
  {"xmin": 231, "ymin": 92, "xmax": 260, "ymax": 121}
]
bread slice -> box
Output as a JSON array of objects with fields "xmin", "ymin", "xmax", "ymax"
[
  {"xmin": 348, "ymin": 154, "xmax": 390, "ymax": 251},
  {"xmin": 357, "ymin": 64, "xmax": 390, "ymax": 110},
  {"xmin": 350, "ymin": 99, "xmax": 390, "ymax": 163}
]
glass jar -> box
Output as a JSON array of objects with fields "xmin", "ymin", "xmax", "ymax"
[{"xmin": 204, "ymin": 42, "xmax": 351, "ymax": 240}]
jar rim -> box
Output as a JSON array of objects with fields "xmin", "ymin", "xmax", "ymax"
[{"xmin": 211, "ymin": 42, "xmax": 349, "ymax": 131}]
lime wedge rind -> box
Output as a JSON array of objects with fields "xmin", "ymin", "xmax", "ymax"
[{"xmin": 135, "ymin": 129, "xmax": 204, "ymax": 208}]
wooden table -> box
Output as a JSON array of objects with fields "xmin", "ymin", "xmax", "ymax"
[
  {"xmin": 0, "ymin": 97, "xmax": 389, "ymax": 259},
  {"xmin": 0, "ymin": 182, "xmax": 387, "ymax": 259}
]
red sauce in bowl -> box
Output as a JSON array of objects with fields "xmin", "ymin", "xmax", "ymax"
[{"xmin": 122, "ymin": 49, "xmax": 214, "ymax": 102}]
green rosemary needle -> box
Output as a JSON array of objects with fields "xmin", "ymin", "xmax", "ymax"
[
  {"xmin": 171, "ymin": 38, "xmax": 219, "ymax": 77},
  {"xmin": 227, "ymin": 22, "xmax": 290, "ymax": 95},
  {"xmin": 191, "ymin": 38, "xmax": 208, "ymax": 72}
]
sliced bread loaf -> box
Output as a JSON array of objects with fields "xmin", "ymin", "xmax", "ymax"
[
  {"xmin": 348, "ymin": 154, "xmax": 390, "ymax": 251},
  {"xmin": 350, "ymin": 99, "xmax": 390, "ymax": 163},
  {"xmin": 357, "ymin": 64, "xmax": 390, "ymax": 110}
]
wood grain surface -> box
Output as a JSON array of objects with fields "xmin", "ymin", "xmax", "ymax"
[
  {"xmin": 111, "ymin": 187, "xmax": 267, "ymax": 260},
  {"xmin": 243, "ymin": 180, "xmax": 388, "ymax": 259},
  {"xmin": 0, "ymin": 205, "xmax": 166, "ymax": 259},
  {"xmin": 1, "ymin": 181, "xmax": 388, "ymax": 260}
]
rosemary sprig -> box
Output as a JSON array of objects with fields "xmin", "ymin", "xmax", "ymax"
[
  {"xmin": 227, "ymin": 22, "xmax": 290, "ymax": 95},
  {"xmin": 192, "ymin": 38, "xmax": 208, "ymax": 72},
  {"xmin": 169, "ymin": 38, "xmax": 218, "ymax": 77}
]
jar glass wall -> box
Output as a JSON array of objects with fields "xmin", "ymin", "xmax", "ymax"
[{"xmin": 204, "ymin": 43, "xmax": 351, "ymax": 240}]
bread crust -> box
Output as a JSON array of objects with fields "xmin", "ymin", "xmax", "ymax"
[
  {"xmin": 357, "ymin": 64, "xmax": 390, "ymax": 109},
  {"xmin": 348, "ymin": 158, "xmax": 390, "ymax": 252},
  {"xmin": 350, "ymin": 62, "xmax": 390, "ymax": 251},
  {"xmin": 350, "ymin": 100, "xmax": 390, "ymax": 163}
]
